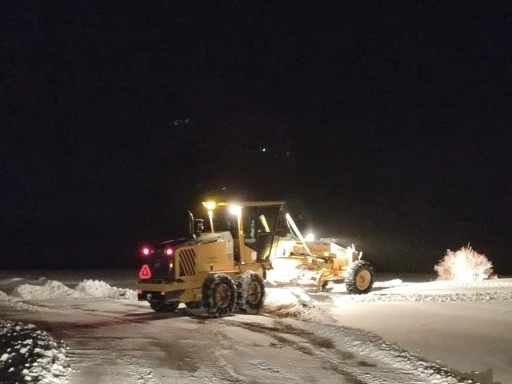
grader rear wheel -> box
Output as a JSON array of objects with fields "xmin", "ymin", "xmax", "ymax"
[{"xmin": 237, "ymin": 271, "xmax": 265, "ymax": 314}]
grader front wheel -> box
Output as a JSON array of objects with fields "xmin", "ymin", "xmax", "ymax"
[
  {"xmin": 236, "ymin": 271, "xmax": 265, "ymax": 314},
  {"xmin": 345, "ymin": 260, "xmax": 374, "ymax": 294}
]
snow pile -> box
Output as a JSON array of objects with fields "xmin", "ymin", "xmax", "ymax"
[
  {"xmin": 0, "ymin": 320, "xmax": 69, "ymax": 384},
  {"xmin": 75, "ymin": 279, "xmax": 137, "ymax": 300},
  {"xmin": 7, "ymin": 280, "xmax": 137, "ymax": 302},
  {"xmin": 0, "ymin": 280, "xmax": 138, "ymax": 383},
  {"xmin": 0, "ymin": 292, "xmax": 52, "ymax": 312},
  {"xmin": 373, "ymin": 278, "xmax": 403, "ymax": 288},
  {"xmin": 333, "ymin": 290, "xmax": 512, "ymax": 305},
  {"xmin": 452, "ymin": 279, "xmax": 512, "ymax": 288},
  {"xmin": 12, "ymin": 281, "xmax": 87, "ymax": 300},
  {"xmin": 326, "ymin": 278, "xmax": 403, "ymax": 293},
  {"xmin": 265, "ymin": 259, "xmax": 303, "ymax": 284},
  {"xmin": 263, "ymin": 288, "xmax": 299, "ymax": 311},
  {"xmin": 0, "ymin": 277, "xmax": 49, "ymax": 295},
  {"xmin": 264, "ymin": 288, "xmax": 333, "ymax": 322}
]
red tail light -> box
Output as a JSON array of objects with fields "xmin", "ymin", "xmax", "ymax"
[
  {"xmin": 140, "ymin": 245, "xmax": 153, "ymax": 256},
  {"xmin": 164, "ymin": 247, "xmax": 173, "ymax": 256},
  {"xmin": 139, "ymin": 264, "xmax": 151, "ymax": 279}
]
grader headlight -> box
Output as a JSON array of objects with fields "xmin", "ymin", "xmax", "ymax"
[
  {"xmin": 229, "ymin": 204, "xmax": 242, "ymax": 216},
  {"xmin": 202, "ymin": 201, "xmax": 217, "ymax": 210},
  {"xmin": 202, "ymin": 201, "xmax": 217, "ymax": 233}
]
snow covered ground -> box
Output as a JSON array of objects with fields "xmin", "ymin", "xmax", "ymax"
[
  {"xmin": 0, "ymin": 271, "xmax": 511, "ymax": 383},
  {"xmin": 0, "ymin": 279, "xmax": 137, "ymax": 384}
]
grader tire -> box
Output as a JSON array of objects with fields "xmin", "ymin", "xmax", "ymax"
[
  {"xmin": 150, "ymin": 301, "xmax": 179, "ymax": 313},
  {"xmin": 345, "ymin": 260, "xmax": 374, "ymax": 294},
  {"xmin": 236, "ymin": 271, "xmax": 265, "ymax": 314},
  {"xmin": 202, "ymin": 274, "xmax": 237, "ymax": 316}
]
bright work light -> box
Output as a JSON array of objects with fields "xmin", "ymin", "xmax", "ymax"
[
  {"xmin": 305, "ymin": 233, "xmax": 315, "ymax": 242},
  {"xmin": 229, "ymin": 204, "xmax": 241, "ymax": 216},
  {"xmin": 202, "ymin": 201, "xmax": 216, "ymax": 210}
]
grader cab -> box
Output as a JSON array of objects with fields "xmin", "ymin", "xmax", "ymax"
[{"xmin": 136, "ymin": 200, "xmax": 285, "ymax": 315}]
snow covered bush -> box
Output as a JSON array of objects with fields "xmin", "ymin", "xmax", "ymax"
[{"xmin": 434, "ymin": 245, "xmax": 493, "ymax": 282}]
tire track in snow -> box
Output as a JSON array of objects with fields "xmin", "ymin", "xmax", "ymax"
[
  {"xmin": 226, "ymin": 312, "xmax": 474, "ymax": 384},
  {"xmin": 203, "ymin": 322, "xmax": 308, "ymax": 383},
  {"xmin": 65, "ymin": 339, "xmax": 159, "ymax": 384},
  {"xmin": 229, "ymin": 320, "xmax": 374, "ymax": 384},
  {"xmin": 279, "ymin": 318, "xmax": 473, "ymax": 384},
  {"xmin": 125, "ymin": 357, "xmax": 157, "ymax": 384},
  {"xmin": 210, "ymin": 327, "xmax": 250, "ymax": 383}
]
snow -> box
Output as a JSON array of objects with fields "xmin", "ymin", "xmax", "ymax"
[
  {"xmin": 0, "ymin": 279, "xmax": 138, "ymax": 383},
  {"xmin": 9, "ymin": 279, "xmax": 137, "ymax": 302},
  {"xmin": 0, "ymin": 319, "xmax": 69, "ymax": 384},
  {"xmin": 12, "ymin": 281, "xmax": 87, "ymax": 300},
  {"xmin": 332, "ymin": 290, "xmax": 512, "ymax": 304},
  {"xmin": 1, "ymin": 273, "xmax": 512, "ymax": 383},
  {"xmin": 263, "ymin": 278, "xmax": 512, "ymax": 383},
  {"xmin": 280, "ymin": 318, "xmax": 467, "ymax": 384},
  {"xmin": 373, "ymin": 278, "xmax": 403, "ymax": 288},
  {"xmin": 74, "ymin": 279, "xmax": 137, "ymax": 300},
  {"xmin": 0, "ymin": 291, "xmax": 51, "ymax": 312}
]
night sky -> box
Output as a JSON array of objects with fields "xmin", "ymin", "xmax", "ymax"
[{"xmin": 2, "ymin": 2, "xmax": 512, "ymax": 274}]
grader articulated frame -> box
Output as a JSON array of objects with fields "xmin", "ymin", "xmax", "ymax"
[{"xmin": 267, "ymin": 213, "xmax": 375, "ymax": 294}]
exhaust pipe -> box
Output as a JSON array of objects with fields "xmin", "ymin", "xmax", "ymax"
[{"xmin": 187, "ymin": 210, "xmax": 195, "ymax": 239}]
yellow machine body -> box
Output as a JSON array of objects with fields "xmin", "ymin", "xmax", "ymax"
[{"xmin": 136, "ymin": 200, "xmax": 284, "ymax": 312}]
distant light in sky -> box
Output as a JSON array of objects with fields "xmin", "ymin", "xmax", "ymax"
[{"xmin": 173, "ymin": 118, "xmax": 190, "ymax": 126}]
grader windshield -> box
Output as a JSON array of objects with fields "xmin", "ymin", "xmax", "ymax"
[
  {"xmin": 241, "ymin": 205, "xmax": 281, "ymax": 260},
  {"xmin": 203, "ymin": 201, "xmax": 285, "ymax": 263}
]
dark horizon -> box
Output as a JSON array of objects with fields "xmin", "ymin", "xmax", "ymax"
[{"xmin": 2, "ymin": 2, "xmax": 511, "ymax": 274}]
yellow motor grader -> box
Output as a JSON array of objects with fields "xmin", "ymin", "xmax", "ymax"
[
  {"xmin": 136, "ymin": 199, "xmax": 374, "ymax": 315},
  {"xmin": 136, "ymin": 200, "xmax": 285, "ymax": 315}
]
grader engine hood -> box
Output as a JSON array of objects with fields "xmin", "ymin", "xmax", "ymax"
[{"xmin": 138, "ymin": 230, "xmax": 237, "ymax": 282}]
